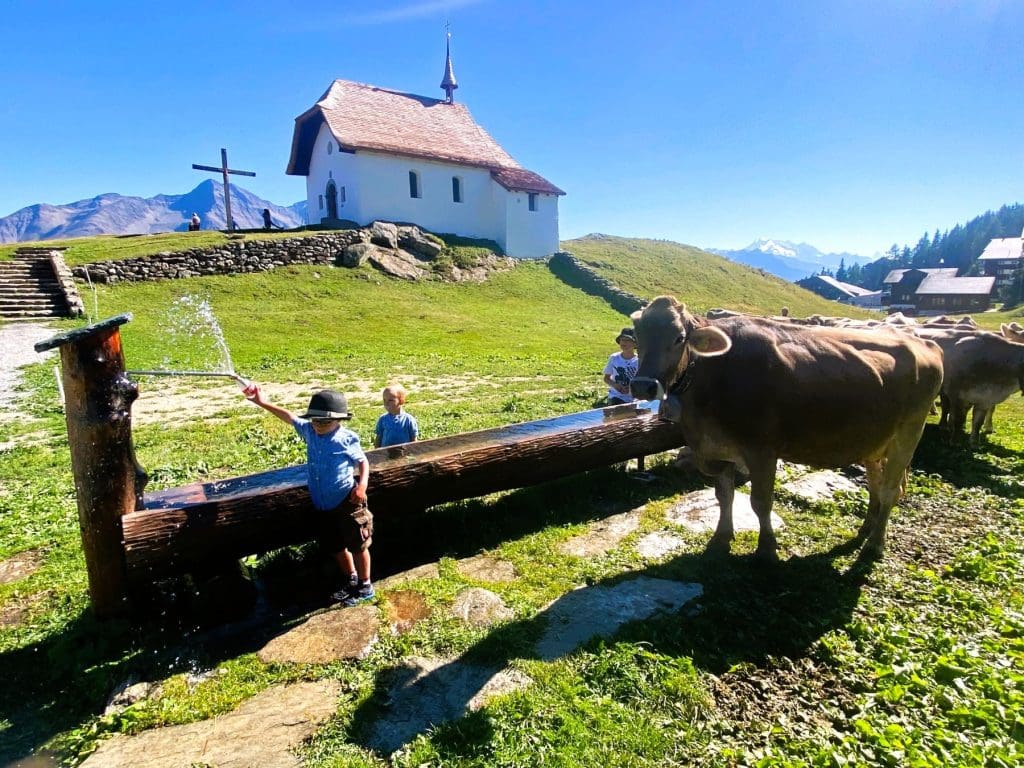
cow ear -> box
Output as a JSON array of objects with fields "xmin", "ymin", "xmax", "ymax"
[
  {"xmin": 688, "ymin": 326, "xmax": 732, "ymax": 357},
  {"xmin": 630, "ymin": 308, "xmax": 643, "ymax": 323}
]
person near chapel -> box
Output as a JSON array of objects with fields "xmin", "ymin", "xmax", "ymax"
[
  {"xmin": 262, "ymin": 208, "xmax": 274, "ymax": 230},
  {"xmin": 603, "ymin": 327, "xmax": 639, "ymax": 405},
  {"xmin": 374, "ymin": 384, "xmax": 418, "ymax": 448},
  {"xmin": 189, "ymin": 212, "xmax": 201, "ymax": 231},
  {"xmin": 242, "ymin": 384, "xmax": 375, "ymax": 606}
]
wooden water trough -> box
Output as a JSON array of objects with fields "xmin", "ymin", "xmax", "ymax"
[{"xmin": 37, "ymin": 315, "xmax": 685, "ymax": 618}]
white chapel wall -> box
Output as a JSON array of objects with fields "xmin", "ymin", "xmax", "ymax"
[
  {"xmin": 307, "ymin": 124, "xmax": 360, "ymax": 222},
  {"xmin": 503, "ymin": 190, "xmax": 560, "ymax": 259},
  {"xmin": 352, "ymin": 151, "xmax": 503, "ymax": 244}
]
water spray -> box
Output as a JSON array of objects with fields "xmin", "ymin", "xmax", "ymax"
[{"xmin": 126, "ymin": 370, "xmax": 251, "ymax": 389}]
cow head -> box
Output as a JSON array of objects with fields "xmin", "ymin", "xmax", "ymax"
[{"xmin": 629, "ymin": 296, "xmax": 732, "ymax": 404}]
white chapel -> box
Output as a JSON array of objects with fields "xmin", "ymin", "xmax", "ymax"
[{"xmin": 286, "ymin": 42, "xmax": 564, "ymax": 258}]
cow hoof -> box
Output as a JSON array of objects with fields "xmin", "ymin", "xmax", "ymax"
[
  {"xmin": 705, "ymin": 535, "xmax": 732, "ymax": 555},
  {"xmin": 753, "ymin": 545, "xmax": 779, "ymax": 564}
]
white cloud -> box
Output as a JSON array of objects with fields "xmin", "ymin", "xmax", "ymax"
[{"xmin": 346, "ymin": 0, "xmax": 487, "ymax": 26}]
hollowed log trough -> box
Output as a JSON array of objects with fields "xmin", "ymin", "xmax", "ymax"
[{"xmin": 38, "ymin": 316, "xmax": 685, "ymax": 618}]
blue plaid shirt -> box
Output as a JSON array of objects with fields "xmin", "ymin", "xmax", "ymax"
[{"xmin": 292, "ymin": 418, "xmax": 366, "ymax": 510}]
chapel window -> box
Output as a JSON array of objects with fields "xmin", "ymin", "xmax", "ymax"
[
  {"xmin": 327, "ymin": 141, "xmax": 333, "ymax": 155},
  {"xmin": 528, "ymin": 193, "xmax": 538, "ymax": 212},
  {"xmin": 318, "ymin": 194, "xmax": 324, "ymax": 210},
  {"xmin": 409, "ymin": 171, "xmax": 421, "ymax": 199},
  {"xmin": 452, "ymin": 176, "xmax": 463, "ymax": 203}
]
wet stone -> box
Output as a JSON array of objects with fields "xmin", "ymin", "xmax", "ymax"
[
  {"xmin": 665, "ymin": 488, "xmax": 784, "ymax": 533},
  {"xmin": 559, "ymin": 509, "xmax": 643, "ymax": 558},
  {"xmin": 79, "ymin": 681, "xmax": 341, "ymax": 768},
  {"xmin": 456, "ymin": 554, "xmax": 516, "ymax": 583},
  {"xmin": 384, "ymin": 590, "xmax": 433, "ymax": 634},
  {"xmin": 257, "ymin": 605, "xmax": 379, "ymax": 664},
  {"xmin": 0, "ymin": 549, "xmax": 44, "ymax": 585},
  {"xmin": 104, "ymin": 678, "xmax": 162, "ymax": 716},
  {"xmin": 450, "ymin": 587, "xmax": 514, "ymax": 627}
]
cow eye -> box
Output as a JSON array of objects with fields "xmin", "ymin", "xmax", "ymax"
[{"xmin": 675, "ymin": 334, "xmax": 686, "ymax": 346}]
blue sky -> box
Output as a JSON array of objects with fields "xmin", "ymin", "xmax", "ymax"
[{"xmin": 2, "ymin": 0, "xmax": 1021, "ymax": 256}]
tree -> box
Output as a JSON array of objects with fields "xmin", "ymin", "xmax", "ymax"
[
  {"xmin": 836, "ymin": 258, "xmax": 848, "ymax": 282},
  {"xmin": 1000, "ymin": 266, "xmax": 1024, "ymax": 308}
]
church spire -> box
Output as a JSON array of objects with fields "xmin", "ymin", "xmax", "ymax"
[{"xmin": 440, "ymin": 28, "xmax": 458, "ymax": 104}]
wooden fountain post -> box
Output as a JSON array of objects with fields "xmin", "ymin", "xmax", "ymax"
[{"xmin": 35, "ymin": 314, "xmax": 147, "ymax": 618}]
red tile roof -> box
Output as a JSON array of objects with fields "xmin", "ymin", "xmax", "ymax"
[
  {"xmin": 287, "ymin": 80, "xmax": 563, "ymax": 194},
  {"xmin": 491, "ymin": 167, "xmax": 565, "ymax": 195}
]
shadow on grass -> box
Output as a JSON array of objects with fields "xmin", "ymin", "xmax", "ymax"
[
  {"xmin": 346, "ymin": 536, "xmax": 874, "ymax": 758},
  {"xmin": 0, "ymin": 464, "xmax": 680, "ymax": 764},
  {"xmin": 912, "ymin": 424, "xmax": 1024, "ymax": 497}
]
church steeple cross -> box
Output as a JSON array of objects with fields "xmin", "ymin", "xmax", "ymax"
[{"xmin": 440, "ymin": 25, "xmax": 458, "ymax": 104}]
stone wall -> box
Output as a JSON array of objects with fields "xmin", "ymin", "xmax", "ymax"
[
  {"xmin": 548, "ymin": 251, "xmax": 645, "ymax": 315},
  {"xmin": 71, "ymin": 231, "xmax": 367, "ymax": 284}
]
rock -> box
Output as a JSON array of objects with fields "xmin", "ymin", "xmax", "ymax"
[
  {"xmin": 368, "ymin": 220, "xmax": 399, "ymax": 249},
  {"xmin": 450, "ymin": 587, "xmax": 514, "ymax": 627},
  {"xmin": 397, "ymin": 226, "xmax": 443, "ymax": 258},
  {"xmin": 664, "ymin": 487, "xmax": 784, "ymax": 533},
  {"xmin": 257, "ymin": 604, "xmax": 379, "ymax": 663},
  {"xmin": 456, "ymin": 554, "xmax": 516, "ymax": 582},
  {"xmin": 781, "ymin": 470, "xmax": 861, "ymax": 503},
  {"xmin": 104, "ymin": 679, "xmax": 161, "ymax": 716},
  {"xmin": 340, "ymin": 242, "xmax": 378, "ymax": 267},
  {"xmin": 559, "ymin": 509, "xmax": 643, "ymax": 558},
  {"xmin": 363, "ymin": 657, "xmax": 531, "ymax": 755},
  {"xmin": 535, "ymin": 577, "xmax": 702, "ymax": 660},
  {"xmin": 79, "ymin": 681, "xmax": 341, "ymax": 768},
  {"xmin": 368, "ymin": 249, "xmax": 429, "ymax": 280},
  {"xmin": 383, "ymin": 590, "xmax": 433, "ymax": 634},
  {"xmin": 0, "ymin": 549, "xmax": 44, "ymax": 585},
  {"xmin": 635, "ymin": 531, "xmax": 686, "ymax": 559},
  {"xmin": 377, "ymin": 562, "xmax": 440, "ymax": 589}
]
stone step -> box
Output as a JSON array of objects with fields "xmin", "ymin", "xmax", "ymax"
[
  {"xmin": 0, "ymin": 277, "xmax": 61, "ymax": 286},
  {"xmin": 0, "ymin": 297, "xmax": 66, "ymax": 309},
  {"xmin": 0, "ymin": 308, "xmax": 66, "ymax": 319}
]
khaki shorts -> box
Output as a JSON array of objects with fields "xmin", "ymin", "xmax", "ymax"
[{"xmin": 317, "ymin": 497, "xmax": 373, "ymax": 554}]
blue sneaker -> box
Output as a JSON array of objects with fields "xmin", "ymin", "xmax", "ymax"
[{"xmin": 338, "ymin": 583, "xmax": 375, "ymax": 607}]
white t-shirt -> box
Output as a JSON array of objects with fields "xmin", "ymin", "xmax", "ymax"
[{"xmin": 603, "ymin": 351, "xmax": 639, "ymax": 402}]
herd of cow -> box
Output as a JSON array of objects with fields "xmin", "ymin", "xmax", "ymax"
[{"xmin": 627, "ymin": 296, "xmax": 1024, "ymax": 563}]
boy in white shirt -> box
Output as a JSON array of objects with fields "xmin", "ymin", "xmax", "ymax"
[{"xmin": 603, "ymin": 328, "xmax": 639, "ymax": 405}]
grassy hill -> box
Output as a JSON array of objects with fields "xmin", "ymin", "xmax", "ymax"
[{"xmin": 1, "ymin": 236, "xmax": 1022, "ymax": 766}]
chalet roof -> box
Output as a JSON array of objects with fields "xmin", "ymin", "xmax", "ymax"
[
  {"xmin": 814, "ymin": 274, "xmax": 874, "ymax": 297},
  {"xmin": 978, "ymin": 237, "xmax": 1024, "ymax": 261},
  {"xmin": 882, "ymin": 267, "xmax": 958, "ymax": 284},
  {"xmin": 915, "ymin": 274, "xmax": 995, "ymax": 296},
  {"xmin": 286, "ymin": 79, "xmax": 564, "ymax": 194}
]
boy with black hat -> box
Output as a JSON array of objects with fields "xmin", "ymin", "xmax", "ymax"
[
  {"xmin": 603, "ymin": 327, "xmax": 639, "ymax": 405},
  {"xmin": 243, "ymin": 384, "xmax": 374, "ymax": 606}
]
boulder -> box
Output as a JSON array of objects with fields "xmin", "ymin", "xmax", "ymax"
[
  {"xmin": 341, "ymin": 242, "xmax": 378, "ymax": 268},
  {"xmin": 368, "ymin": 220, "xmax": 399, "ymax": 249},
  {"xmin": 398, "ymin": 226, "xmax": 444, "ymax": 259},
  {"xmin": 368, "ymin": 249, "xmax": 430, "ymax": 280}
]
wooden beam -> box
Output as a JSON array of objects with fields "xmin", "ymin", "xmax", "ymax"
[{"xmin": 122, "ymin": 405, "xmax": 684, "ymax": 579}]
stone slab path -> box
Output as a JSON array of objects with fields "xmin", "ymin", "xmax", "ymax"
[{"xmin": 0, "ymin": 321, "xmax": 56, "ymax": 421}]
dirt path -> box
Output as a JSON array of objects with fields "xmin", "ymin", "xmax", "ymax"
[{"xmin": 0, "ymin": 321, "xmax": 57, "ymax": 421}]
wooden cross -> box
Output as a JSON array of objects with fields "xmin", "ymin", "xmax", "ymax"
[{"xmin": 192, "ymin": 148, "xmax": 256, "ymax": 232}]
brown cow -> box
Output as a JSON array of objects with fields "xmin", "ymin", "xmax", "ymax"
[
  {"xmin": 913, "ymin": 327, "xmax": 1024, "ymax": 446},
  {"xmin": 629, "ymin": 296, "xmax": 943, "ymax": 560}
]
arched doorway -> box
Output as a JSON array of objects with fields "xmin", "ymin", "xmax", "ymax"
[{"xmin": 325, "ymin": 180, "xmax": 338, "ymax": 220}]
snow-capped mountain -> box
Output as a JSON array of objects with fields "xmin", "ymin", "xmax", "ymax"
[
  {"xmin": 708, "ymin": 239, "xmax": 867, "ymax": 282},
  {"xmin": 0, "ymin": 180, "xmax": 308, "ymax": 244}
]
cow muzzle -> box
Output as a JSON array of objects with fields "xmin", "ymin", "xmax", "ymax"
[{"xmin": 630, "ymin": 376, "xmax": 664, "ymax": 402}]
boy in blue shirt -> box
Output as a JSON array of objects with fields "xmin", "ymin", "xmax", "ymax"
[
  {"xmin": 374, "ymin": 384, "xmax": 419, "ymax": 447},
  {"xmin": 244, "ymin": 385, "xmax": 374, "ymax": 606}
]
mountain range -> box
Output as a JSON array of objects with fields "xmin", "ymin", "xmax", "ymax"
[
  {"xmin": 0, "ymin": 180, "xmax": 307, "ymax": 244},
  {"xmin": 708, "ymin": 238, "xmax": 867, "ymax": 282}
]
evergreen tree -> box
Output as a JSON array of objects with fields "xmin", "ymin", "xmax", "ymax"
[{"xmin": 836, "ymin": 258, "xmax": 848, "ymax": 282}]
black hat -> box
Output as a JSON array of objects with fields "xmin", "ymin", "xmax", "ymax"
[
  {"xmin": 615, "ymin": 328, "xmax": 637, "ymax": 344},
  {"xmin": 301, "ymin": 389, "xmax": 351, "ymax": 420}
]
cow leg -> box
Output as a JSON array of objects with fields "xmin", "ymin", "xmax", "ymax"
[
  {"xmin": 857, "ymin": 458, "xmax": 884, "ymax": 544},
  {"xmin": 982, "ymin": 406, "xmax": 995, "ymax": 434},
  {"xmin": 710, "ymin": 468, "xmax": 737, "ymax": 552},
  {"xmin": 938, "ymin": 393, "xmax": 950, "ymax": 432},
  {"xmin": 949, "ymin": 399, "xmax": 969, "ymax": 442},
  {"xmin": 862, "ymin": 416, "xmax": 928, "ymax": 558},
  {"xmin": 746, "ymin": 453, "xmax": 779, "ymax": 562},
  {"xmin": 969, "ymin": 407, "xmax": 988, "ymax": 447}
]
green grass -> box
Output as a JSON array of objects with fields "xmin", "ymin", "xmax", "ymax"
[{"xmin": 1, "ymin": 235, "xmax": 1023, "ymax": 766}]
